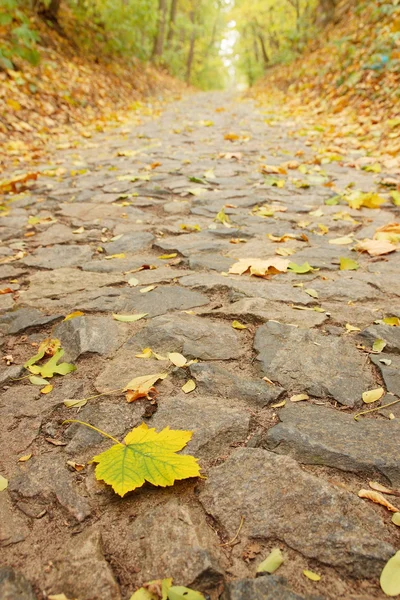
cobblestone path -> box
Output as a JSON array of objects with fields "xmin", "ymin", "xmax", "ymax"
[{"xmin": 1, "ymin": 92, "xmax": 400, "ymax": 600}]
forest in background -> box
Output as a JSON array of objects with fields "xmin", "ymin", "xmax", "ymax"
[{"xmin": 0, "ymin": 0, "xmax": 399, "ymax": 168}]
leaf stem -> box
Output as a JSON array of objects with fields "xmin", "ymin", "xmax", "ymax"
[
  {"xmin": 219, "ymin": 515, "xmax": 245, "ymax": 547},
  {"xmin": 354, "ymin": 398, "xmax": 400, "ymax": 421},
  {"xmin": 63, "ymin": 419, "xmax": 122, "ymax": 445}
]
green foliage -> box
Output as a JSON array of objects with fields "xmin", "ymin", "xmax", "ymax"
[
  {"xmin": 230, "ymin": 0, "xmax": 320, "ymax": 86},
  {"xmin": 0, "ymin": 0, "xmax": 40, "ymax": 69}
]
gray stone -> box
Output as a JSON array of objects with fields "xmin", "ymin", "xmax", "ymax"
[
  {"xmin": 125, "ymin": 499, "xmax": 224, "ymax": 592},
  {"xmin": 0, "ymin": 491, "xmax": 30, "ymax": 547},
  {"xmin": 103, "ymin": 232, "xmax": 154, "ymax": 254},
  {"xmin": 254, "ymin": 321, "xmax": 374, "ymax": 406},
  {"xmin": 58, "ymin": 202, "xmax": 146, "ymax": 223},
  {"xmin": 53, "ymin": 315, "xmax": 123, "ymax": 361},
  {"xmin": 124, "ymin": 286, "xmax": 209, "ymax": 317},
  {"xmin": 358, "ymin": 324, "xmax": 400, "ymax": 354},
  {"xmin": 179, "ymin": 273, "xmax": 315, "ymax": 305},
  {"xmin": 155, "ymin": 235, "xmax": 227, "ymax": 256},
  {"xmin": 310, "ymin": 277, "xmax": 379, "ymax": 302},
  {"xmin": 190, "ymin": 362, "xmax": 284, "ymax": 408},
  {"xmin": 44, "ymin": 528, "xmax": 121, "ymax": 600},
  {"xmin": 21, "ymin": 244, "xmax": 93, "ymax": 269},
  {"xmin": 94, "ymin": 351, "xmax": 170, "ymax": 393},
  {"xmin": 150, "ymin": 397, "xmax": 250, "ymax": 459},
  {"xmin": 0, "ymin": 364, "xmax": 24, "ymax": 385},
  {"xmin": 0, "ymin": 294, "xmax": 14, "ymax": 312},
  {"xmin": 264, "ymin": 402, "xmax": 400, "ymax": 485},
  {"xmin": 221, "ymin": 576, "xmax": 323, "ymax": 600},
  {"xmin": 9, "ymin": 453, "xmax": 92, "ymax": 522},
  {"xmin": 0, "ymin": 567, "xmax": 37, "ymax": 600},
  {"xmin": 0, "ymin": 308, "xmax": 62, "ymax": 334},
  {"xmin": 208, "ymin": 298, "xmax": 328, "ymax": 328},
  {"xmin": 370, "ymin": 353, "xmax": 400, "ymax": 396},
  {"xmin": 20, "ymin": 268, "xmax": 124, "ymax": 302},
  {"xmin": 189, "ymin": 253, "xmax": 235, "ymax": 272},
  {"xmin": 0, "ymin": 265, "xmax": 28, "ymax": 280},
  {"xmin": 31, "ymin": 223, "xmax": 76, "ymax": 246},
  {"xmin": 200, "ymin": 448, "xmax": 394, "ymax": 577},
  {"xmin": 128, "ymin": 314, "xmax": 241, "ymax": 360},
  {"xmin": 65, "ymin": 399, "xmax": 145, "ymax": 454}
]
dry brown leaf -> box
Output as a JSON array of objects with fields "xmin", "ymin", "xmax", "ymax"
[
  {"xmin": 369, "ymin": 481, "xmax": 400, "ymax": 498},
  {"xmin": 229, "ymin": 257, "xmax": 289, "ymax": 277},
  {"xmin": 358, "ymin": 489, "xmax": 400, "ymax": 512},
  {"xmin": 355, "ymin": 239, "xmax": 397, "ymax": 256}
]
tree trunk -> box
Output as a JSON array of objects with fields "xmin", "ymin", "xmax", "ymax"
[
  {"xmin": 258, "ymin": 33, "xmax": 270, "ymax": 66},
  {"xmin": 33, "ymin": 0, "xmax": 61, "ymax": 20},
  {"xmin": 185, "ymin": 11, "xmax": 196, "ymax": 83},
  {"xmin": 152, "ymin": 0, "xmax": 168, "ymax": 60},
  {"xmin": 167, "ymin": 0, "xmax": 178, "ymax": 46}
]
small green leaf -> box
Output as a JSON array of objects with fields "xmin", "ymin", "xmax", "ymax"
[
  {"xmin": 112, "ymin": 313, "xmax": 148, "ymax": 322},
  {"xmin": 288, "ymin": 261, "xmax": 314, "ymax": 274},
  {"xmin": 392, "ymin": 513, "xmax": 400, "ymax": 527},
  {"xmin": 373, "ymin": 339, "xmax": 387, "ymax": 353},
  {"xmin": 380, "ymin": 550, "xmax": 400, "ymax": 596},
  {"xmin": 0, "ymin": 474, "xmax": 8, "ymax": 491},
  {"xmin": 305, "ymin": 288, "xmax": 319, "ymax": 298},
  {"xmin": 303, "ymin": 570, "xmax": 321, "ymax": 582},
  {"xmin": 339, "ymin": 257, "xmax": 359, "ymax": 271},
  {"xmin": 390, "ymin": 191, "xmax": 400, "ymax": 206},
  {"xmin": 29, "ymin": 375, "xmax": 50, "ymax": 386},
  {"xmin": 256, "ymin": 548, "xmax": 284, "ymax": 574},
  {"xmin": 167, "ymin": 586, "xmax": 205, "ymax": 600}
]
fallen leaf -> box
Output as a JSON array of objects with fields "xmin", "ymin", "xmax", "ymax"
[
  {"xmin": 215, "ymin": 207, "xmax": 231, "ymax": 227},
  {"xmin": 355, "ymin": 239, "xmax": 397, "ymax": 256},
  {"xmin": 358, "ymin": 489, "xmax": 400, "ymax": 512},
  {"xmin": 290, "ymin": 394, "xmax": 309, "ymax": 402},
  {"xmin": 346, "ymin": 191, "xmax": 386, "ymax": 210},
  {"xmin": 0, "ymin": 474, "xmax": 8, "ymax": 491},
  {"xmin": 276, "ymin": 247, "xmax": 296, "ymax": 256},
  {"xmin": 40, "ymin": 384, "xmax": 53, "ymax": 394},
  {"xmin": 0, "ymin": 287, "xmax": 14, "ymax": 294},
  {"xmin": 369, "ymin": 481, "xmax": 400, "ymax": 497},
  {"xmin": 167, "ymin": 587, "xmax": 205, "ymax": 600},
  {"xmin": 130, "ymin": 578, "xmax": 173, "ymax": 600},
  {"xmin": 229, "ymin": 257, "xmax": 289, "ymax": 277},
  {"xmin": 64, "ymin": 311, "xmax": 84, "ymax": 321},
  {"xmin": 105, "ymin": 253, "xmax": 126, "ymax": 260},
  {"xmin": 136, "ymin": 348, "xmax": 153, "ymax": 359},
  {"xmin": 383, "ymin": 317, "xmax": 400, "ymax": 327},
  {"xmin": 392, "ymin": 513, "xmax": 400, "ymax": 526},
  {"xmin": 182, "ymin": 380, "xmax": 196, "ymax": 394},
  {"xmin": 390, "ymin": 191, "xmax": 400, "ymax": 206},
  {"xmin": 305, "ymin": 288, "xmax": 319, "ymax": 298},
  {"xmin": 29, "ymin": 375, "xmax": 50, "ymax": 386},
  {"xmin": 267, "ymin": 233, "xmax": 296, "ymax": 242},
  {"xmin": 66, "ymin": 460, "xmax": 85, "ymax": 472},
  {"xmin": 128, "ymin": 277, "xmax": 139, "ymax": 287},
  {"xmin": 112, "ymin": 313, "xmax": 148, "ymax": 322},
  {"xmin": 287, "ymin": 261, "xmax": 314, "ymax": 274},
  {"xmin": 340, "ymin": 257, "xmax": 359, "ymax": 271},
  {"xmin": 158, "ymin": 254, "xmax": 178, "ymax": 259},
  {"xmin": 362, "ymin": 387, "xmax": 384, "ymax": 404},
  {"xmin": 224, "ymin": 133, "xmax": 240, "ymax": 141},
  {"xmin": 303, "ymin": 570, "xmax": 321, "ymax": 582},
  {"xmin": 345, "ymin": 323, "xmax": 361, "ymax": 333},
  {"xmin": 140, "ymin": 285, "xmax": 156, "ymax": 294},
  {"xmin": 18, "ymin": 454, "xmax": 32, "ymax": 462},
  {"xmin": 329, "ymin": 236, "xmax": 354, "ymax": 245},
  {"xmin": 124, "ymin": 372, "xmax": 168, "ymax": 402},
  {"xmin": 91, "ymin": 422, "xmax": 201, "ymax": 497},
  {"xmin": 373, "ymin": 339, "xmax": 387, "ymax": 353},
  {"xmin": 168, "ymin": 353, "xmax": 187, "ymax": 367},
  {"xmin": 232, "ymin": 320, "xmax": 247, "ymax": 330},
  {"xmin": 256, "ymin": 548, "xmax": 284, "ymax": 574},
  {"xmin": 380, "ymin": 551, "xmax": 400, "ymax": 596},
  {"xmin": 64, "ymin": 398, "xmax": 87, "ymax": 409},
  {"xmin": 45, "ymin": 438, "xmax": 67, "ymax": 446},
  {"xmin": 271, "ymin": 400, "xmax": 286, "ymax": 408},
  {"xmin": 28, "ymin": 348, "xmax": 76, "ymax": 379}
]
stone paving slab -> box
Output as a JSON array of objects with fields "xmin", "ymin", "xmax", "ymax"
[{"xmin": 0, "ymin": 92, "xmax": 399, "ymax": 600}]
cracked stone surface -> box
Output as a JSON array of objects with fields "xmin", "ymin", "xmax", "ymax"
[
  {"xmin": 1, "ymin": 92, "xmax": 399, "ymax": 600},
  {"xmin": 263, "ymin": 402, "xmax": 400, "ymax": 485},
  {"xmin": 200, "ymin": 448, "xmax": 394, "ymax": 577}
]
